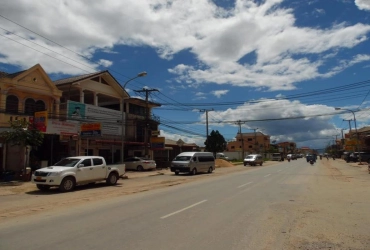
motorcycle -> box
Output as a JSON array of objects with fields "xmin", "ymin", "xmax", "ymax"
[
  {"xmin": 288, "ymin": 158, "xmax": 291, "ymax": 162},
  {"xmin": 310, "ymin": 159, "xmax": 314, "ymax": 165}
]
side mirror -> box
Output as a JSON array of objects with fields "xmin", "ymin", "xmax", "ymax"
[{"xmin": 78, "ymin": 164, "xmax": 84, "ymax": 168}]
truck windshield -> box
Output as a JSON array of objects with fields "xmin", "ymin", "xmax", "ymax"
[
  {"xmin": 53, "ymin": 158, "xmax": 81, "ymax": 167},
  {"xmin": 174, "ymin": 156, "xmax": 192, "ymax": 161}
]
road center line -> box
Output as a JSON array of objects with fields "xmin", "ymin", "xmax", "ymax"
[
  {"xmin": 264, "ymin": 174, "xmax": 271, "ymax": 177},
  {"xmin": 238, "ymin": 181, "xmax": 253, "ymax": 188},
  {"xmin": 161, "ymin": 200, "xmax": 207, "ymax": 219}
]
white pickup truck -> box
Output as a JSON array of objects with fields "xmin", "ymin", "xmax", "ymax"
[{"xmin": 32, "ymin": 156, "xmax": 125, "ymax": 192}]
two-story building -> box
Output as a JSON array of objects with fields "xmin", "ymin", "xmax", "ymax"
[
  {"xmin": 0, "ymin": 64, "xmax": 161, "ymax": 174},
  {"xmin": 0, "ymin": 64, "xmax": 63, "ymax": 173}
]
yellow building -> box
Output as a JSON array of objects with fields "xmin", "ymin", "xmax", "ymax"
[{"xmin": 0, "ymin": 64, "xmax": 62, "ymax": 173}]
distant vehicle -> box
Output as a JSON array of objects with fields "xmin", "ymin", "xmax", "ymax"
[
  {"xmin": 216, "ymin": 153, "xmax": 229, "ymax": 161},
  {"xmin": 32, "ymin": 156, "xmax": 125, "ymax": 192},
  {"xmin": 287, "ymin": 154, "xmax": 297, "ymax": 160},
  {"xmin": 123, "ymin": 157, "xmax": 156, "ymax": 171},
  {"xmin": 244, "ymin": 154, "xmax": 263, "ymax": 166},
  {"xmin": 306, "ymin": 154, "xmax": 315, "ymax": 162},
  {"xmin": 272, "ymin": 153, "xmax": 281, "ymax": 161},
  {"xmin": 171, "ymin": 152, "xmax": 215, "ymax": 175}
]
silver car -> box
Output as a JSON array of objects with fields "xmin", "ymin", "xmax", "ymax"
[
  {"xmin": 123, "ymin": 157, "xmax": 156, "ymax": 171},
  {"xmin": 243, "ymin": 154, "xmax": 263, "ymax": 166}
]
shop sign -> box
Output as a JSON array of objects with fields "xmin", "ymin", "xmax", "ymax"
[
  {"xmin": 34, "ymin": 111, "xmax": 48, "ymax": 132},
  {"xmin": 80, "ymin": 123, "xmax": 102, "ymax": 136},
  {"xmin": 151, "ymin": 136, "xmax": 165, "ymax": 149}
]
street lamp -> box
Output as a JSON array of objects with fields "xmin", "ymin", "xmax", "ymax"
[
  {"xmin": 121, "ymin": 72, "xmax": 147, "ymax": 163},
  {"xmin": 335, "ymin": 107, "xmax": 358, "ymax": 151}
]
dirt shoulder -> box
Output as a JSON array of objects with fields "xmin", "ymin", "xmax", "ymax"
[
  {"xmin": 283, "ymin": 159, "xmax": 370, "ymax": 249},
  {"xmin": 0, "ymin": 160, "xmax": 278, "ymax": 222}
]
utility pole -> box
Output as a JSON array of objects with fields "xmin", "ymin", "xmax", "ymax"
[
  {"xmin": 252, "ymin": 128, "xmax": 259, "ymax": 153},
  {"xmin": 199, "ymin": 109, "xmax": 214, "ymax": 141},
  {"xmin": 235, "ymin": 120, "xmax": 245, "ymax": 159},
  {"xmin": 134, "ymin": 88, "xmax": 158, "ymax": 158}
]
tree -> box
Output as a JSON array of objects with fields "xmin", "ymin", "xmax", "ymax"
[
  {"xmin": 0, "ymin": 120, "xmax": 44, "ymax": 172},
  {"xmin": 204, "ymin": 130, "xmax": 227, "ymax": 157},
  {"xmin": 0, "ymin": 120, "xmax": 44, "ymax": 147}
]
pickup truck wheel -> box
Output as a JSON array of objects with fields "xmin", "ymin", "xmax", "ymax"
[
  {"xmin": 208, "ymin": 167, "xmax": 213, "ymax": 173},
  {"xmin": 36, "ymin": 184, "xmax": 50, "ymax": 191},
  {"xmin": 106, "ymin": 172, "xmax": 118, "ymax": 185},
  {"xmin": 59, "ymin": 177, "xmax": 75, "ymax": 192},
  {"xmin": 175, "ymin": 170, "xmax": 179, "ymax": 175},
  {"xmin": 137, "ymin": 165, "xmax": 144, "ymax": 171}
]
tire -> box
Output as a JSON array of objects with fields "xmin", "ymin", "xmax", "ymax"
[
  {"xmin": 208, "ymin": 167, "xmax": 213, "ymax": 173},
  {"xmin": 244, "ymin": 163, "xmax": 247, "ymax": 166},
  {"xmin": 36, "ymin": 184, "xmax": 50, "ymax": 191},
  {"xmin": 137, "ymin": 165, "xmax": 144, "ymax": 171},
  {"xmin": 191, "ymin": 168, "xmax": 197, "ymax": 175},
  {"xmin": 260, "ymin": 162, "xmax": 263, "ymax": 166},
  {"xmin": 59, "ymin": 177, "xmax": 76, "ymax": 192},
  {"xmin": 175, "ymin": 170, "xmax": 179, "ymax": 175},
  {"xmin": 106, "ymin": 172, "xmax": 118, "ymax": 185}
]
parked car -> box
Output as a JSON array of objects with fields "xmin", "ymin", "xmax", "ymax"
[
  {"xmin": 358, "ymin": 152, "xmax": 370, "ymax": 163},
  {"xmin": 32, "ymin": 156, "xmax": 125, "ymax": 192},
  {"xmin": 345, "ymin": 152, "xmax": 359, "ymax": 163},
  {"xmin": 123, "ymin": 157, "xmax": 156, "ymax": 171},
  {"xmin": 216, "ymin": 153, "xmax": 229, "ymax": 161},
  {"xmin": 244, "ymin": 154, "xmax": 263, "ymax": 166}
]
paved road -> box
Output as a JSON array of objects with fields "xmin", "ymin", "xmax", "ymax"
[{"xmin": 0, "ymin": 159, "xmax": 369, "ymax": 250}]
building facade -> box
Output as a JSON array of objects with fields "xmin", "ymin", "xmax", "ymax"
[
  {"xmin": 0, "ymin": 65, "xmax": 161, "ymax": 174},
  {"xmin": 226, "ymin": 132, "xmax": 271, "ymax": 156}
]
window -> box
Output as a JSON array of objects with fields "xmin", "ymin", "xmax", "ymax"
[
  {"xmin": 129, "ymin": 104, "xmax": 145, "ymax": 116},
  {"xmin": 93, "ymin": 158, "xmax": 103, "ymax": 165},
  {"xmin": 35, "ymin": 100, "xmax": 45, "ymax": 112},
  {"xmin": 198, "ymin": 156, "xmax": 215, "ymax": 162},
  {"xmin": 248, "ymin": 138, "xmax": 253, "ymax": 141},
  {"xmin": 81, "ymin": 159, "xmax": 92, "ymax": 167},
  {"xmin": 24, "ymin": 98, "xmax": 36, "ymax": 115},
  {"xmin": 231, "ymin": 146, "xmax": 235, "ymax": 149},
  {"xmin": 25, "ymin": 99, "xmax": 45, "ymax": 115},
  {"xmin": 249, "ymin": 145, "xmax": 253, "ymax": 148},
  {"xmin": 5, "ymin": 95, "xmax": 18, "ymax": 113}
]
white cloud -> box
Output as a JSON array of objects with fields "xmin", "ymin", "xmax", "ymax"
[
  {"xmin": 0, "ymin": 0, "xmax": 369, "ymax": 90},
  {"xmin": 355, "ymin": 0, "xmax": 370, "ymax": 11},
  {"xmin": 199, "ymin": 98, "xmax": 341, "ymax": 148},
  {"xmin": 314, "ymin": 8, "xmax": 325, "ymax": 15},
  {"xmin": 212, "ymin": 90, "xmax": 229, "ymax": 98},
  {"xmin": 98, "ymin": 59, "xmax": 113, "ymax": 67}
]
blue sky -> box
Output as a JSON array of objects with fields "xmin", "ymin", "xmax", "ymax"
[{"xmin": 1, "ymin": 0, "xmax": 370, "ymax": 150}]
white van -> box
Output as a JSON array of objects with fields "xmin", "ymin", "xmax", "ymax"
[
  {"xmin": 216, "ymin": 152, "xmax": 229, "ymax": 160},
  {"xmin": 272, "ymin": 153, "xmax": 281, "ymax": 161},
  {"xmin": 171, "ymin": 152, "xmax": 215, "ymax": 175}
]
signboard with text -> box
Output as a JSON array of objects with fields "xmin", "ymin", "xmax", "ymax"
[
  {"xmin": 150, "ymin": 136, "xmax": 165, "ymax": 149},
  {"xmin": 80, "ymin": 123, "xmax": 102, "ymax": 137},
  {"xmin": 34, "ymin": 111, "xmax": 48, "ymax": 132}
]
